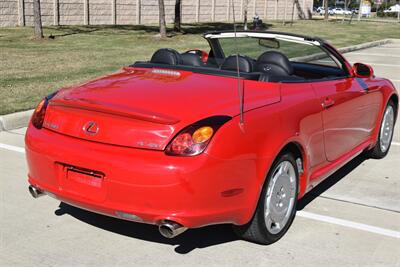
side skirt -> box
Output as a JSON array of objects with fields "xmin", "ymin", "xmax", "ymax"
[{"xmin": 305, "ymin": 139, "xmax": 372, "ymax": 193}]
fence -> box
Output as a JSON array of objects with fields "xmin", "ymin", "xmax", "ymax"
[{"xmin": 0, "ymin": 0, "xmax": 313, "ymax": 27}]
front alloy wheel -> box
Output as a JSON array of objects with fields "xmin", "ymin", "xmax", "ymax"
[
  {"xmin": 366, "ymin": 100, "xmax": 397, "ymax": 159},
  {"xmin": 233, "ymin": 152, "xmax": 299, "ymax": 244},
  {"xmin": 264, "ymin": 160, "xmax": 297, "ymax": 235}
]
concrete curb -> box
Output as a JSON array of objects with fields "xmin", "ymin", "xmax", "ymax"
[
  {"xmin": 291, "ymin": 39, "xmax": 395, "ymax": 63},
  {"xmin": 0, "ymin": 109, "xmax": 33, "ymax": 132},
  {"xmin": 338, "ymin": 39, "xmax": 394, "ymax": 54}
]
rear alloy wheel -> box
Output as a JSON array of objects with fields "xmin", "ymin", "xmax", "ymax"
[
  {"xmin": 366, "ymin": 100, "xmax": 396, "ymax": 159},
  {"xmin": 233, "ymin": 153, "xmax": 299, "ymax": 244}
]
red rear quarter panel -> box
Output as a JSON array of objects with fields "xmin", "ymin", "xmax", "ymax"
[{"xmin": 207, "ymin": 81, "xmax": 325, "ymax": 216}]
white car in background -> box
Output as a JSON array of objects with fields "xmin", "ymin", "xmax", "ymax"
[
  {"xmin": 333, "ymin": 8, "xmax": 353, "ymax": 15},
  {"xmin": 384, "ymin": 4, "xmax": 400, "ymax": 13},
  {"xmin": 319, "ymin": 8, "xmax": 335, "ymax": 15}
]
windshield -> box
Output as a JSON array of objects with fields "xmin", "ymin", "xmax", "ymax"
[{"xmin": 217, "ymin": 37, "xmax": 340, "ymax": 68}]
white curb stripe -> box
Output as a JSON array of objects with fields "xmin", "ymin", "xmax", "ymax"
[
  {"xmin": 0, "ymin": 143, "xmax": 25, "ymax": 154},
  {"xmin": 297, "ymin": 211, "xmax": 400, "ymax": 239}
]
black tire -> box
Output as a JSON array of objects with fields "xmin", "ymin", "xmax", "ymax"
[
  {"xmin": 366, "ymin": 100, "xmax": 397, "ymax": 159},
  {"xmin": 233, "ymin": 152, "xmax": 299, "ymax": 245}
]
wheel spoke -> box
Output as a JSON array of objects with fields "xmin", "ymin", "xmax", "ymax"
[{"xmin": 281, "ymin": 161, "xmax": 290, "ymax": 174}]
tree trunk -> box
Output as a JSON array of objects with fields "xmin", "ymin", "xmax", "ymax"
[
  {"xmin": 158, "ymin": 0, "xmax": 167, "ymax": 38},
  {"xmin": 324, "ymin": 0, "xmax": 328, "ymax": 20},
  {"xmin": 33, "ymin": 0, "xmax": 44, "ymax": 39},
  {"xmin": 291, "ymin": 0, "xmax": 295, "ymax": 25},
  {"xmin": 243, "ymin": 0, "xmax": 248, "ymax": 30},
  {"xmin": 342, "ymin": 0, "xmax": 347, "ymax": 23},
  {"xmin": 174, "ymin": 0, "xmax": 181, "ymax": 32},
  {"xmin": 358, "ymin": 0, "xmax": 362, "ymax": 21},
  {"xmin": 283, "ymin": 0, "xmax": 288, "ymax": 24}
]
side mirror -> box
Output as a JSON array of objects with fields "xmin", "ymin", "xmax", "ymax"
[{"xmin": 353, "ymin": 63, "xmax": 374, "ymax": 78}]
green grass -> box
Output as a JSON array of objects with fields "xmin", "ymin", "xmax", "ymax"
[{"xmin": 1, "ymin": 20, "xmax": 400, "ymax": 115}]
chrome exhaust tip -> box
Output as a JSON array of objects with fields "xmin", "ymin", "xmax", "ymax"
[
  {"xmin": 158, "ymin": 220, "xmax": 188, "ymax": 238},
  {"xmin": 29, "ymin": 185, "xmax": 45, "ymax": 198}
]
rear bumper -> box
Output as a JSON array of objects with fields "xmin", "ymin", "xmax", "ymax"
[{"xmin": 26, "ymin": 125, "xmax": 260, "ymax": 228}]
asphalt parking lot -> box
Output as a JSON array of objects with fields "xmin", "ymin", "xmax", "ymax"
[{"xmin": 1, "ymin": 42, "xmax": 399, "ymax": 266}]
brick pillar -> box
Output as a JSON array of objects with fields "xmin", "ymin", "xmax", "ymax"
[
  {"xmin": 196, "ymin": 0, "xmax": 200, "ymax": 22},
  {"xmin": 226, "ymin": 0, "xmax": 230, "ymax": 21},
  {"xmin": 211, "ymin": 0, "xmax": 215, "ymax": 21},
  {"xmin": 112, "ymin": 0, "xmax": 116, "ymax": 24},
  {"xmin": 264, "ymin": 0, "xmax": 267, "ymax": 18},
  {"xmin": 136, "ymin": 0, "xmax": 141, "ymax": 24},
  {"xmin": 54, "ymin": 0, "xmax": 59, "ymax": 25},
  {"xmin": 84, "ymin": 0, "xmax": 89, "ymax": 25},
  {"xmin": 18, "ymin": 0, "xmax": 25, "ymax": 26}
]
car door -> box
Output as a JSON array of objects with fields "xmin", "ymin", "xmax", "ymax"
[
  {"xmin": 304, "ymin": 42, "xmax": 384, "ymax": 163},
  {"xmin": 312, "ymin": 77, "xmax": 369, "ymax": 162}
]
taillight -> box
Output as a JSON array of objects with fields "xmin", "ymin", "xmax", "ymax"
[
  {"xmin": 165, "ymin": 116, "xmax": 231, "ymax": 156},
  {"xmin": 31, "ymin": 91, "xmax": 58, "ymax": 129}
]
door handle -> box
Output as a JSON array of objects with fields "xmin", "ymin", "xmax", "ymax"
[{"xmin": 322, "ymin": 98, "xmax": 335, "ymax": 109}]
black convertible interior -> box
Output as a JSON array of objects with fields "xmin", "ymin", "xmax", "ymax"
[{"xmin": 132, "ymin": 48, "xmax": 348, "ymax": 83}]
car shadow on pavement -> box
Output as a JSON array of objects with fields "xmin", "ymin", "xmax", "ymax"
[
  {"xmin": 297, "ymin": 154, "xmax": 367, "ymax": 210},
  {"xmin": 55, "ymin": 202, "xmax": 239, "ymax": 254},
  {"xmin": 54, "ymin": 154, "xmax": 368, "ymax": 253}
]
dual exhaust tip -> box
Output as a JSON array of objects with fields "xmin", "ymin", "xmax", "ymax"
[
  {"xmin": 29, "ymin": 185, "xmax": 187, "ymax": 238},
  {"xmin": 28, "ymin": 185, "xmax": 45, "ymax": 198},
  {"xmin": 158, "ymin": 220, "xmax": 188, "ymax": 238}
]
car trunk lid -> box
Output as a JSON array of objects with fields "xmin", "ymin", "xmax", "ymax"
[{"xmin": 43, "ymin": 67, "xmax": 281, "ymax": 150}]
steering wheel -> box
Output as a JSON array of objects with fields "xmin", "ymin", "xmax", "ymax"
[{"xmin": 184, "ymin": 49, "xmax": 209, "ymax": 63}]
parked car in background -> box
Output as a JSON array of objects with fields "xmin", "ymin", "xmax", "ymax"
[
  {"xmin": 384, "ymin": 4, "xmax": 400, "ymax": 13},
  {"xmin": 333, "ymin": 8, "xmax": 352, "ymax": 15},
  {"xmin": 319, "ymin": 8, "xmax": 335, "ymax": 15}
]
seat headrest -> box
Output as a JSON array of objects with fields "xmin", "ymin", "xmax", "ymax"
[
  {"xmin": 181, "ymin": 53, "xmax": 203, "ymax": 67},
  {"xmin": 150, "ymin": 48, "xmax": 182, "ymax": 65},
  {"xmin": 220, "ymin": 55, "xmax": 253, "ymax": 73},
  {"xmin": 257, "ymin": 51, "xmax": 293, "ymax": 75}
]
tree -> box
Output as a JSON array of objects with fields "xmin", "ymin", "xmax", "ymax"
[
  {"xmin": 243, "ymin": 0, "xmax": 249, "ymax": 30},
  {"xmin": 358, "ymin": 0, "xmax": 363, "ymax": 21},
  {"xmin": 33, "ymin": 0, "xmax": 44, "ymax": 39},
  {"xmin": 158, "ymin": 0, "xmax": 167, "ymax": 38},
  {"xmin": 174, "ymin": 0, "xmax": 181, "ymax": 32},
  {"xmin": 324, "ymin": 0, "xmax": 329, "ymax": 20}
]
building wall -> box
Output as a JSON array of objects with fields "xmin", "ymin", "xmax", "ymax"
[
  {"xmin": 0, "ymin": 0, "xmax": 313, "ymax": 27},
  {"xmin": 1, "ymin": 0, "xmax": 19, "ymax": 26}
]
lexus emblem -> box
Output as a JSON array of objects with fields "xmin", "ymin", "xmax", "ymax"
[
  {"xmin": 83, "ymin": 121, "xmax": 99, "ymax": 136},
  {"xmin": 263, "ymin": 66, "xmax": 272, "ymax": 72}
]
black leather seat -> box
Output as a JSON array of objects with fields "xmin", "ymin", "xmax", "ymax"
[
  {"xmin": 256, "ymin": 51, "xmax": 303, "ymax": 82},
  {"xmin": 220, "ymin": 55, "xmax": 254, "ymax": 73},
  {"xmin": 150, "ymin": 48, "xmax": 182, "ymax": 65},
  {"xmin": 181, "ymin": 53, "xmax": 203, "ymax": 67},
  {"xmin": 256, "ymin": 51, "xmax": 293, "ymax": 74}
]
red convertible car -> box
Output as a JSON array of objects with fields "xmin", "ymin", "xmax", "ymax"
[{"xmin": 26, "ymin": 31, "xmax": 398, "ymax": 244}]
